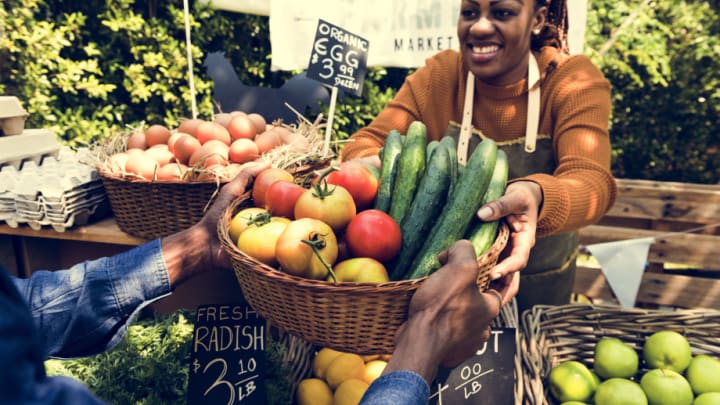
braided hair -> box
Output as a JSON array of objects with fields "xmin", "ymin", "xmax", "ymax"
[{"xmin": 531, "ymin": 0, "xmax": 569, "ymax": 53}]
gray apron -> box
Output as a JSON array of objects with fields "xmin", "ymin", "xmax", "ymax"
[{"xmin": 448, "ymin": 56, "xmax": 578, "ymax": 314}]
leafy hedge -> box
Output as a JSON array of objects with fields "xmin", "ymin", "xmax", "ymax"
[{"xmin": 1, "ymin": 0, "xmax": 718, "ymax": 183}]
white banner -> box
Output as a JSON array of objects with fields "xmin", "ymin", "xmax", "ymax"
[
  {"xmin": 270, "ymin": 0, "xmax": 461, "ymax": 70},
  {"xmin": 586, "ymin": 237, "xmax": 655, "ymax": 308},
  {"xmin": 203, "ymin": 0, "xmax": 588, "ymax": 69}
]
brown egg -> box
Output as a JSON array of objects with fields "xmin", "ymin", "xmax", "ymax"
[
  {"xmin": 172, "ymin": 134, "xmax": 202, "ymax": 165},
  {"xmin": 167, "ymin": 132, "xmax": 186, "ymax": 155},
  {"xmin": 144, "ymin": 124, "xmax": 172, "ymax": 146},
  {"xmin": 213, "ymin": 112, "xmax": 234, "ymax": 128},
  {"xmin": 247, "ymin": 113, "xmax": 267, "ymax": 134},
  {"xmin": 196, "ymin": 121, "xmax": 231, "ymax": 145},
  {"xmin": 125, "ymin": 153, "xmax": 159, "ymax": 180},
  {"xmin": 106, "ymin": 152, "xmax": 129, "ymax": 174},
  {"xmin": 177, "ymin": 118, "xmax": 205, "ymax": 138},
  {"xmin": 127, "ymin": 131, "xmax": 147, "ymax": 150},
  {"xmin": 189, "ymin": 139, "xmax": 229, "ymax": 168},
  {"xmin": 227, "ymin": 115, "xmax": 257, "ymax": 141},
  {"xmin": 254, "ymin": 128, "xmax": 286, "ymax": 154},
  {"xmin": 156, "ymin": 163, "xmax": 188, "ymax": 182},
  {"xmin": 145, "ymin": 144, "xmax": 175, "ymax": 166},
  {"xmin": 229, "ymin": 138, "xmax": 260, "ymax": 164}
]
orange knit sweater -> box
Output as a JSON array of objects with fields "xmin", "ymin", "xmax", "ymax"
[{"xmin": 341, "ymin": 47, "xmax": 617, "ymax": 237}]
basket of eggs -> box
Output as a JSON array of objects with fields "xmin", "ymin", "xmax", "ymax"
[
  {"xmin": 218, "ymin": 128, "xmax": 510, "ymax": 355},
  {"xmin": 94, "ymin": 112, "xmax": 331, "ymax": 239}
]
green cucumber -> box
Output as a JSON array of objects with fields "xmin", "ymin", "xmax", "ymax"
[
  {"xmin": 374, "ymin": 130, "xmax": 403, "ymax": 213},
  {"xmin": 404, "ymin": 138, "xmax": 498, "ymax": 280},
  {"xmin": 439, "ymin": 136, "xmax": 458, "ymax": 197},
  {"xmin": 426, "ymin": 140, "xmax": 439, "ymax": 165},
  {"xmin": 388, "ymin": 121, "xmax": 427, "ymax": 224},
  {"xmin": 466, "ymin": 149, "xmax": 509, "ymax": 256},
  {"xmin": 389, "ymin": 144, "xmax": 452, "ymax": 280}
]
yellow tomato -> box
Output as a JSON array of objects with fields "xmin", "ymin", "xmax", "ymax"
[{"xmin": 236, "ymin": 215, "xmax": 290, "ymax": 266}]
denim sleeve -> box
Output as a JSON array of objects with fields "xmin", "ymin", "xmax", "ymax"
[
  {"xmin": 360, "ymin": 370, "xmax": 430, "ymax": 405},
  {"xmin": 12, "ymin": 239, "xmax": 172, "ymax": 358}
]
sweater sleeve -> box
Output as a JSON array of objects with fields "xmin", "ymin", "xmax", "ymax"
[{"xmin": 521, "ymin": 55, "xmax": 617, "ymax": 236}]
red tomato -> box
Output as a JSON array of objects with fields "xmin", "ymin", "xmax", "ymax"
[
  {"xmin": 265, "ymin": 180, "xmax": 306, "ymax": 219},
  {"xmin": 345, "ymin": 209, "xmax": 402, "ymax": 263},
  {"xmin": 275, "ymin": 218, "xmax": 338, "ymax": 280},
  {"xmin": 236, "ymin": 215, "xmax": 291, "ymax": 267},
  {"xmin": 294, "ymin": 183, "xmax": 356, "ymax": 233},
  {"xmin": 326, "ymin": 161, "xmax": 379, "ymax": 211},
  {"xmin": 251, "ymin": 167, "xmax": 294, "ymax": 208}
]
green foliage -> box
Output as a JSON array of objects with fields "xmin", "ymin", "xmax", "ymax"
[
  {"xmin": 586, "ymin": 0, "xmax": 720, "ymax": 183},
  {"xmin": 45, "ymin": 311, "xmax": 195, "ymax": 405}
]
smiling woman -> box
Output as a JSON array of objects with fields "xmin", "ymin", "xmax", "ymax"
[{"xmin": 341, "ymin": 0, "xmax": 616, "ymax": 315}]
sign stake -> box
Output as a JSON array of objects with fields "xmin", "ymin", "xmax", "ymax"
[{"xmin": 324, "ymin": 86, "xmax": 338, "ymax": 156}]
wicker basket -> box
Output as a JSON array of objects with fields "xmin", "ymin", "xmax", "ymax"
[
  {"xmin": 100, "ymin": 171, "xmax": 224, "ymax": 239},
  {"xmin": 520, "ymin": 303, "xmax": 720, "ymax": 405},
  {"xmin": 100, "ymin": 161, "xmax": 326, "ymax": 239},
  {"xmin": 219, "ymin": 193, "xmax": 510, "ymax": 355}
]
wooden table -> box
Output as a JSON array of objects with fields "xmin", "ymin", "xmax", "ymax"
[
  {"xmin": 0, "ymin": 217, "xmax": 147, "ymax": 277},
  {"xmin": 0, "ymin": 217, "xmax": 246, "ymax": 314}
]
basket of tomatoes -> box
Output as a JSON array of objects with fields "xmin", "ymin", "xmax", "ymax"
[
  {"xmin": 219, "ymin": 121, "xmax": 510, "ymax": 354},
  {"xmin": 92, "ymin": 112, "xmax": 330, "ymax": 239}
]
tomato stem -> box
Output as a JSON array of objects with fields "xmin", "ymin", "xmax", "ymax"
[
  {"xmin": 311, "ymin": 166, "xmax": 339, "ymax": 200},
  {"xmin": 248, "ymin": 211, "xmax": 272, "ymax": 227},
  {"xmin": 300, "ymin": 233, "xmax": 337, "ymax": 282}
]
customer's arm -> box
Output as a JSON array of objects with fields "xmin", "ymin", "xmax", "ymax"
[{"xmin": 12, "ymin": 162, "xmax": 267, "ymax": 358}]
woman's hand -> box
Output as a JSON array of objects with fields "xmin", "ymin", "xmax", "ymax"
[{"xmin": 476, "ymin": 180, "xmax": 542, "ymax": 290}]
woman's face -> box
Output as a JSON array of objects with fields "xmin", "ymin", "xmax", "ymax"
[{"xmin": 457, "ymin": 0, "xmax": 546, "ymax": 86}]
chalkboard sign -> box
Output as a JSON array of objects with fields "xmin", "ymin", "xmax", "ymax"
[
  {"xmin": 187, "ymin": 303, "xmax": 267, "ymax": 405},
  {"xmin": 307, "ymin": 19, "xmax": 369, "ymax": 96},
  {"xmin": 429, "ymin": 328, "xmax": 516, "ymax": 404}
]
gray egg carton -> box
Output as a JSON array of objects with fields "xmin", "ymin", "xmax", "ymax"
[{"xmin": 0, "ymin": 145, "xmax": 110, "ymax": 232}]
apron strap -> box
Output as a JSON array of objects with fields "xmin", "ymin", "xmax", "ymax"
[
  {"xmin": 457, "ymin": 72, "xmax": 475, "ymax": 166},
  {"xmin": 456, "ymin": 52, "xmax": 542, "ymax": 163},
  {"xmin": 525, "ymin": 52, "xmax": 541, "ymax": 153}
]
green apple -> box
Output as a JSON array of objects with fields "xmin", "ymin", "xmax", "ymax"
[
  {"xmin": 643, "ymin": 330, "xmax": 692, "ymax": 373},
  {"xmin": 640, "ymin": 368, "xmax": 694, "ymax": 405},
  {"xmin": 548, "ymin": 360, "xmax": 598, "ymax": 403},
  {"xmin": 594, "ymin": 337, "xmax": 639, "ymax": 379},
  {"xmin": 693, "ymin": 392, "xmax": 720, "ymax": 405},
  {"xmin": 560, "ymin": 402, "xmax": 589, "ymax": 405},
  {"xmin": 594, "ymin": 378, "xmax": 648, "ymax": 405},
  {"xmin": 686, "ymin": 354, "xmax": 720, "ymax": 395},
  {"xmin": 329, "ymin": 257, "xmax": 390, "ymax": 283}
]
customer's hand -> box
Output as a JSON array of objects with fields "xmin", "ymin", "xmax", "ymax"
[
  {"xmin": 476, "ymin": 180, "xmax": 541, "ymax": 291},
  {"xmin": 196, "ymin": 161, "xmax": 270, "ymax": 270},
  {"xmin": 382, "ymin": 240, "xmax": 506, "ymax": 383},
  {"xmin": 162, "ymin": 161, "xmax": 269, "ymax": 287}
]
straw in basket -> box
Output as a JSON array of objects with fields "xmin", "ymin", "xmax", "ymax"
[
  {"xmin": 520, "ymin": 303, "xmax": 720, "ymax": 405},
  {"xmin": 219, "ymin": 193, "xmax": 509, "ymax": 355}
]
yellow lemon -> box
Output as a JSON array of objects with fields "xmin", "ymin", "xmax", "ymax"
[
  {"xmin": 362, "ymin": 360, "xmax": 387, "ymax": 384},
  {"xmin": 334, "ymin": 378, "xmax": 369, "ymax": 405},
  {"xmin": 325, "ymin": 353, "xmax": 366, "ymax": 389},
  {"xmin": 296, "ymin": 378, "xmax": 333, "ymax": 405},
  {"xmin": 312, "ymin": 347, "xmax": 345, "ymax": 379}
]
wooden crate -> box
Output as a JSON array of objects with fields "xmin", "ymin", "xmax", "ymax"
[{"xmin": 574, "ymin": 178, "xmax": 720, "ymax": 309}]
